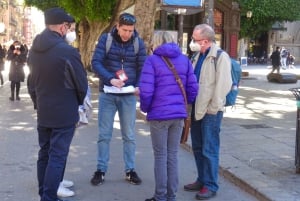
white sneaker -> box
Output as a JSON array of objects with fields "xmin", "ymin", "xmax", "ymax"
[
  {"xmin": 60, "ymin": 179, "xmax": 74, "ymax": 188},
  {"xmin": 57, "ymin": 185, "xmax": 75, "ymax": 197}
]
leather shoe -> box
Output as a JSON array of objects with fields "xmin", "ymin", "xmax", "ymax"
[
  {"xmin": 184, "ymin": 181, "xmax": 203, "ymax": 191},
  {"xmin": 195, "ymin": 186, "xmax": 216, "ymax": 200}
]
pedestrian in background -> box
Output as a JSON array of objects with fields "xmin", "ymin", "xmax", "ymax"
[
  {"xmin": 6, "ymin": 41, "xmax": 27, "ymax": 100},
  {"xmin": 280, "ymin": 47, "xmax": 288, "ymax": 69},
  {"xmin": 270, "ymin": 46, "xmax": 281, "ymax": 74},
  {"xmin": 287, "ymin": 52, "xmax": 296, "ymax": 69},
  {"xmin": 90, "ymin": 12, "xmax": 146, "ymax": 186},
  {"xmin": 27, "ymin": 7, "xmax": 88, "ymax": 201},
  {"xmin": 139, "ymin": 31, "xmax": 198, "ymax": 201},
  {"xmin": 0, "ymin": 44, "xmax": 6, "ymax": 86},
  {"xmin": 184, "ymin": 24, "xmax": 232, "ymax": 200}
]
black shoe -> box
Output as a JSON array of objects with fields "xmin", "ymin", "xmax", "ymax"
[
  {"xmin": 145, "ymin": 197, "xmax": 156, "ymax": 201},
  {"xmin": 184, "ymin": 181, "xmax": 203, "ymax": 192},
  {"xmin": 9, "ymin": 96, "xmax": 14, "ymax": 101},
  {"xmin": 125, "ymin": 170, "xmax": 142, "ymax": 185},
  {"xmin": 16, "ymin": 96, "xmax": 20, "ymax": 101},
  {"xmin": 195, "ymin": 186, "xmax": 216, "ymax": 200},
  {"xmin": 90, "ymin": 170, "xmax": 105, "ymax": 185}
]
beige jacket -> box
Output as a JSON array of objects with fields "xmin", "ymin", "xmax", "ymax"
[{"xmin": 192, "ymin": 43, "xmax": 232, "ymax": 120}]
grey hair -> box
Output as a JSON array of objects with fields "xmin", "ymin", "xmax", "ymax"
[
  {"xmin": 193, "ymin": 24, "xmax": 215, "ymax": 41},
  {"xmin": 151, "ymin": 31, "xmax": 175, "ymax": 50}
]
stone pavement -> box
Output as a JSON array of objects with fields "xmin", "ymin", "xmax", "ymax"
[
  {"xmin": 0, "ymin": 65, "xmax": 257, "ymax": 201},
  {"xmin": 91, "ymin": 64, "xmax": 300, "ymax": 201}
]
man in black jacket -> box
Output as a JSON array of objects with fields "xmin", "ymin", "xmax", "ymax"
[
  {"xmin": 27, "ymin": 7, "xmax": 88, "ymax": 201},
  {"xmin": 270, "ymin": 46, "xmax": 281, "ymax": 74}
]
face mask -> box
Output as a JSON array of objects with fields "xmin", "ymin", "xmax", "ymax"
[
  {"xmin": 65, "ymin": 31, "xmax": 76, "ymax": 43},
  {"xmin": 189, "ymin": 40, "xmax": 201, "ymax": 52}
]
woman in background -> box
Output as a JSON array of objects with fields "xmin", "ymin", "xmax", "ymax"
[{"xmin": 6, "ymin": 41, "xmax": 27, "ymax": 101}]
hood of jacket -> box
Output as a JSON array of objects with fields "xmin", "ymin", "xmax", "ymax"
[
  {"xmin": 31, "ymin": 28, "xmax": 65, "ymax": 53},
  {"xmin": 153, "ymin": 42, "xmax": 181, "ymax": 58}
]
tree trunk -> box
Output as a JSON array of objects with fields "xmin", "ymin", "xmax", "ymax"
[
  {"xmin": 78, "ymin": 18, "xmax": 109, "ymax": 70},
  {"xmin": 134, "ymin": 0, "xmax": 157, "ymax": 51}
]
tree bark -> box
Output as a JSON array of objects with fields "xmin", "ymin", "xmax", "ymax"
[
  {"xmin": 134, "ymin": 0, "xmax": 157, "ymax": 51},
  {"xmin": 78, "ymin": 18, "xmax": 108, "ymax": 70}
]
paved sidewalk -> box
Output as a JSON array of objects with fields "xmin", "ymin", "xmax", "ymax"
[
  {"xmin": 186, "ymin": 65, "xmax": 300, "ymax": 201},
  {"xmin": 92, "ymin": 65, "xmax": 300, "ymax": 201}
]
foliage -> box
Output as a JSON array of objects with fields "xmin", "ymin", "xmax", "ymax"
[
  {"xmin": 24, "ymin": 0, "xmax": 117, "ymax": 22},
  {"xmin": 238, "ymin": 0, "xmax": 300, "ymax": 38}
]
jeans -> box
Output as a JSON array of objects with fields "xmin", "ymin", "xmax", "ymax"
[
  {"xmin": 97, "ymin": 93, "xmax": 137, "ymax": 172},
  {"xmin": 150, "ymin": 119, "xmax": 183, "ymax": 201},
  {"xmin": 190, "ymin": 111, "xmax": 223, "ymax": 192},
  {"xmin": 37, "ymin": 125, "xmax": 75, "ymax": 201}
]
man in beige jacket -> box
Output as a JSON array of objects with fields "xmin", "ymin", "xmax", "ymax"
[{"xmin": 184, "ymin": 24, "xmax": 232, "ymax": 200}]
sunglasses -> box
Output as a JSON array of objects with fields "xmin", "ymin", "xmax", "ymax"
[{"xmin": 119, "ymin": 14, "xmax": 136, "ymax": 25}]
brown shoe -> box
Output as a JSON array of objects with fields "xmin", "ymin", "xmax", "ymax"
[
  {"xmin": 195, "ymin": 186, "xmax": 216, "ymax": 200},
  {"xmin": 184, "ymin": 181, "xmax": 203, "ymax": 191}
]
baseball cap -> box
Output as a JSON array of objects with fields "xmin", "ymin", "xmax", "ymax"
[{"xmin": 44, "ymin": 7, "xmax": 75, "ymax": 25}]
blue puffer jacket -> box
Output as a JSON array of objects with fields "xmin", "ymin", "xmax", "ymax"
[
  {"xmin": 92, "ymin": 26, "xmax": 147, "ymax": 92},
  {"xmin": 139, "ymin": 43, "xmax": 198, "ymax": 121}
]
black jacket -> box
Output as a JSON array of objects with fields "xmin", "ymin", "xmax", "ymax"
[
  {"xmin": 270, "ymin": 50, "xmax": 281, "ymax": 66},
  {"xmin": 27, "ymin": 28, "xmax": 88, "ymax": 127}
]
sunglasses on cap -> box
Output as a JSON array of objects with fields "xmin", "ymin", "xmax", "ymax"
[{"xmin": 119, "ymin": 13, "xmax": 136, "ymax": 25}]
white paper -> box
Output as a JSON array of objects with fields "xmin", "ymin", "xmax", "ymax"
[{"xmin": 103, "ymin": 85, "xmax": 135, "ymax": 94}]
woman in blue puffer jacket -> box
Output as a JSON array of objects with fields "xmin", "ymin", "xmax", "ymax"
[{"xmin": 140, "ymin": 31, "xmax": 198, "ymax": 201}]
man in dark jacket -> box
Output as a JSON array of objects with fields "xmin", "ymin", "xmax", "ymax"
[
  {"xmin": 27, "ymin": 7, "xmax": 88, "ymax": 201},
  {"xmin": 270, "ymin": 46, "xmax": 281, "ymax": 74},
  {"xmin": 90, "ymin": 13, "xmax": 146, "ymax": 186}
]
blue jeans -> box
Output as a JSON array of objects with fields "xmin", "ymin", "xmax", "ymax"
[
  {"xmin": 37, "ymin": 125, "xmax": 75, "ymax": 201},
  {"xmin": 190, "ymin": 111, "xmax": 223, "ymax": 192},
  {"xmin": 150, "ymin": 119, "xmax": 183, "ymax": 201},
  {"xmin": 97, "ymin": 93, "xmax": 136, "ymax": 172}
]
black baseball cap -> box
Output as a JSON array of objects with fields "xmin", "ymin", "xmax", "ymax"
[{"xmin": 44, "ymin": 7, "xmax": 75, "ymax": 25}]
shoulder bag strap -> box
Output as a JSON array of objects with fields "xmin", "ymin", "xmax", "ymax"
[{"xmin": 161, "ymin": 56, "xmax": 188, "ymax": 110}]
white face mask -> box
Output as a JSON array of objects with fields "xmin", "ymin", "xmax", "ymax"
[
  {"xmin": 65, "ymin": 31, "xmax": 76, "ymax": 43},
  {"xmin": 189, "ymin": 40, "xmax": 201, "ymax": 52}
]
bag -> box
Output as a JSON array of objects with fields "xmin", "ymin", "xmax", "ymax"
[
  {"xmin": 161, "ymin": 56, "xmax": 190, "ymax": 144},
  {"xmin": 215, "ymin": 50, "xmax": 242, "ymax": 107},
  {"xmin": 181, "ymin": 117, "xmax": 191, "ymax": 143}
]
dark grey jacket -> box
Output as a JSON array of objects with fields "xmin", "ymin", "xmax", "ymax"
[{"xmin": 27, "ymin": 29, "xmax": 88, "ymax": 128}]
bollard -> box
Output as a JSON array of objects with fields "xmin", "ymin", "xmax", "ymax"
[{"xmin": 289, "ymin": 87, "xmax": 300, "ymax": 173}]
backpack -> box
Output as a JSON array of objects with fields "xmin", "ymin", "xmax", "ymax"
[
  {"xmin": 105, "ymin": 33, "xmax": 139, "ymax": 55},
  {"xmin": 215, "ymin": 49, "xmax": 242, "ymax": 107}
]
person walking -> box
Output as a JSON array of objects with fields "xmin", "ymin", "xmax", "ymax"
[
  {"xmin": 0, "ymin": 44, "xmax": 6, "ymax": 86},
  {"xmin": 140, "ymin": 31, "xmax": 198, "ymax": 201},
  {"xmin": 6, "ymin": 41, "xmax": 27, "ymax": 100},
  {"xmin": 90, "ymin": 12, "xmax": 146, "ymax": 186},
  {"xmin": 269, "ymin": 46, "xmax": 281, "ymax": 74},
  {"xmin": 27, "ymin": 7, "xmax": 88, "ymax": 201},
  {"xmin": 183, "ymin": 24, "xmax": 232, "ymax": 200},
  {"xmin": 280, "ymin": 47, "xmax": 288, "ymax": 69}
]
